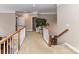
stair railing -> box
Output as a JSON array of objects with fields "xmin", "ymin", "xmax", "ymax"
[
  {"xmin": 42, "ymin": 26, "xmax": 52, "ymax": 47},
  {"xmin": 52, "ymin": 29, "xmax": 69, "ymax": 45},
  {"xmin": 0, "ymin": 26, "xmax": 26, "ymax": 54}
]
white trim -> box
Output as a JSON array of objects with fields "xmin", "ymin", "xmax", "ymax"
[
  {"xmin": 23, "ymin": 12, "xmax": 57, "ymax": 15},
  {"xmin": 64, "ymin": 42, "xmax": 79, "ymax": 54},
  {"xmin": 39, "ymin": 12, "xmax": 56, "ymax": 14},
  {"xmin": 57, "ymin": 4, "xmax": 63, "ymax": 8},
  {"xmin": 0, "ymin": 10, "xmax": 15, "ymax": 13}
]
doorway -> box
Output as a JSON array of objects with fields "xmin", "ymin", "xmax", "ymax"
[{"xmin": 32, "ymin": 17, "xmax": 37, "ymax": 31}]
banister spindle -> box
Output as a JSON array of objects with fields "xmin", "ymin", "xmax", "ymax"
[
  {"xmin": 0, "ymin": 44, "xmax": 1, "ymax": 54},
  {"xmin": 7, "ymin": 39, "xmax": 8, "ymax": 54},
  {"xmin": 12, "ymin": 37, "xmax": 14, "ymax": 54},
  {"xmin": 3, "ymin": 42, "xmax": 5, "ymax": 54},
  {"xmin": 10, "ymin": 38, "xmax": 12, "ymax": 54}
]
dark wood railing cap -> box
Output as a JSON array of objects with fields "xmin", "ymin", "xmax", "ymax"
[{"xmin": 57, "ymin": 29, "xmax": 69, "ymax": 38}]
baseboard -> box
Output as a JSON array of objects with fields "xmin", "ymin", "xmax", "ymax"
[{"xmin": 64, "ymin": 42, "xmax": 79, "ymax": 54}]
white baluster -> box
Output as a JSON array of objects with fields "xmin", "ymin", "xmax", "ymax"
[
  {"xmin": 11, "ymin": 38, "xmax": 12, "ymax": 54},
  {"xmin": 0, "ymin": 44, "xmax": 1, "ymax": 54},
  {"xmin": 12, "ymin": 37, "xmax": 14, "ymax": 54},
  {"xmin": 7, "ymin": 39, "xmax": 8, "ymax": 54},
  {"xmin": 10, "ymin": 38, "xmax": 11, "ymax": 54},
  {"xmin": 3, "ymin": 42, "xmax": 5, "ymax": 54}
]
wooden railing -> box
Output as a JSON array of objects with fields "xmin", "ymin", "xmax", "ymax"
[
  {"xmin": 57, "ymin": 29, "xmax": 69, "ymax": 38},
  {"xmin": 43, "ymin": 27, "xmax": 69, "ymax": 47},
  {"xmin": 52, "ymin": 29, "xmax": 69, "ymax": 45},
  {"xmin": 0, "ymin": 26, "xmax": 26, "ymax": 54}
]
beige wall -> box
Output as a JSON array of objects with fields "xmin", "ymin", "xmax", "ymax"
[
  {"xmin": 18, "ymin": 14, "xmax": 33, "ymax": 31},
  {"xmin": 25, "ymin": 14, "xmax": 32, "ymax": 31},
  {"xmin": 39, "ymin": 14, "xmax": 57, "ymax": 35},
  {"xmin": 0, "ymin": 13, "xmax": 15, "ymax": 36},
  {"xmin": 18, "ymin": 13, "xmax": 57, "ymax": 32},
  {"xmin": 57, "ymin": 4, "xmax": 79, "ymax": 50},
  {"xmin": 18, "ymin": 16, "xmax": 26, "ymax": 26}
]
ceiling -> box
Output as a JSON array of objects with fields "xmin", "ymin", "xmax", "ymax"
[{"xmin": 0, "ymin": 4, "xmax": 57, "ymax": 13}]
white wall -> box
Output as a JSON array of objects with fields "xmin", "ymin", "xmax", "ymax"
[
  {"xmin": 57, "ymin": 4, "xmax": 79, "ymax": 50},
  {"xmin": 0, "ymin": 13, "xmax": 15, "ymax": 36},
  {"xmin": 39, "ymin": 14, "xmax": 57, "ymax": 35}
]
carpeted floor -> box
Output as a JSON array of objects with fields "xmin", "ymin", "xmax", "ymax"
[{"xmin": 18, "ymin": 32, "xmax": 75, "ymax": 54}]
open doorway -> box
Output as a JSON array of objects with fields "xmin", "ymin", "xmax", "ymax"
[{"xmin": 32, "ymin": 17, "xmax": 37, "ymax": 31}]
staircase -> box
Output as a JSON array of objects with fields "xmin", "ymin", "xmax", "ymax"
[
  {"xmin": 42, "ymin": 26, "xmax": 69, "ymax": 47},
  {"xmin": 0, "ymin": 26, "xmax": 26, "ymax": 54}
]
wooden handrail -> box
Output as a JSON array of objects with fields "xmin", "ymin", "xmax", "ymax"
[
  {"xmin": 0, "ymin": 26, "xmax": 25, "ymax": 45},
  {"xmin": 57, "ymin": 29, "xmax": 69, "ymax": 38},
  {"xmin": 51, "ymin": 28, "xmax": 69, "ymax": 45}
]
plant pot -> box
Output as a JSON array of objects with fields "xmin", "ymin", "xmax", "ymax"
[
  {"xmin": 36, "ymin": 28, "xmax": 39, "ymax": 32},
  {"xmin": 39, "ymin": 29, "xmax": 43, "ymax": 34}
]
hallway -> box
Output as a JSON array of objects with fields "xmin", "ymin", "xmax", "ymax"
[{"xmin": 18, "ymin": 32, "xmax": 75, "ymax": 54}]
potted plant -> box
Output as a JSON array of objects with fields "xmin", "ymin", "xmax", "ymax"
[
  {"xmin": 36, "ymin": 18, "xmax": 41, "ymax": 32},
  {"xmin": 36, "ymin": 17, "xmax": 48, "ymax": 33}
]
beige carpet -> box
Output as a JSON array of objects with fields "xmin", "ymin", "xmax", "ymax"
[{"xmin": 18, "ymin": 32, "xmax": 75, "ymax": 54}]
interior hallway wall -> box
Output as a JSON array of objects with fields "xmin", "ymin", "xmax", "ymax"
[
  {"xmin": 0, "ymin": 13, "xmax": 15, "ymax": 36},
  {"xmin": 18, "ymin": 13, "xmax": 57, "ymax": 33},
  {"xmin": 57, "ymin": 4, "xmax": 79, "ymax": 50},
  {"xmin": 18, "ymin": 14, "xmax": 33, "ymax": 31},
  {"xmin": 18, "ymin": 13, "xmax": 38, "ymax": 31},
  {"xmin": 25, "ymin": 14, "xmax": 32, "ymax": 31},
  {"xmin": 39, "ymin": 14, "xmax": 57, "ymax": 35}
]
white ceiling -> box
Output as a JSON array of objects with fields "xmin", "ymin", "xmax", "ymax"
[{"xmin": 0, "ymin": 4, "xmax": 57, "ymax": 13}]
